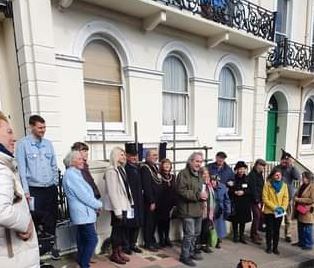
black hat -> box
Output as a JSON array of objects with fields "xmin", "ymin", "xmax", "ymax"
[
  {"xmin": 125, "ymin": 143, "xmax": 138, "ymax": 155},
  {"xmin": 216, "ymin": 151, "xmax": 227, "ymax": 159},
  {"xmin": 234, "ymin": 161, "xmax": 248, "ymax": 171},
  {"xmin": 281, "ymin": 151, "xmax": 292, "ymax": 160}
]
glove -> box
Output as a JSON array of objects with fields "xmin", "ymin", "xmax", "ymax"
[{"xmin": 275, "ymin": 206, "xmax": 284, "ymax": 215}]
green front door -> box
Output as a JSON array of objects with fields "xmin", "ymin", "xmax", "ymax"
[{"xmin": 266, "ymin": 96, "xmax": 278, "ymax": 161}]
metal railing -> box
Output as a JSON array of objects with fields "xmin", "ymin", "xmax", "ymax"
[
  {"xmin": 153, "ymin": 0, "xmax": 276, "ymax": 41},
  {"xmin": 267, "ymin": 38, "xmax": 314, "ymax": 72}
]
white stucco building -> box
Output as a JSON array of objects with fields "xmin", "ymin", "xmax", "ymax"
[{"xmin": 0, "ymin": 0, "xmax": 313, "ymax": 170}]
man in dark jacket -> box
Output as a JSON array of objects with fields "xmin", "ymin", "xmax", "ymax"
[
  {"xmin": 248, "ymin": 159, "xmax": 266, "ymax": 244},
  {"xmin": 124, "ymin": 143, "xmax": 144, "ymax": 254},
  {"xmin": 275, "ymin": 152, "xmax": 300, "ymax": 242},
  {"xmin": 176, "ymin": 152, "xmax": 207, "ymax": 267},
  {"xmin": 141, "ymin": 149, "xmax": 162, "ymax": 251},
  {"xmin": 207, "ymin": 151, "xmax": 234, "ymax": 185}
]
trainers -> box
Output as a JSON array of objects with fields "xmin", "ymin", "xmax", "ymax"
[
  {"xmin": 51, "ymin": 249, "xmax": 61, "ymax": 260},
  {"xmin": 190, "ymin": 253, "xmax": 203, "ymax": 261},
  {"xmin": 285, "ymin": 237, "xmax": 292, "ymax": 243},
  {"xmin": 273, "ymin": 248, "xmax": 280, "ymax": 255},
  {"xmin": 179, "ymin": 257, "xmax": 196, "ymax": 267}
]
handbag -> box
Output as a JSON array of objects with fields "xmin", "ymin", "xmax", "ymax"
[
  {"xmin": 208, "ymin": 228, "xmax": 218, "ymax": 248},
  {"xmin": 296, "ymin": 204, "xmax": 310, "ymax": 215}
]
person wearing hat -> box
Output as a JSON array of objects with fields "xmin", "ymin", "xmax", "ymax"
[
  {"xmin": 210, "ymin": 175, "xmax": 231, "ymax": 249},
  {"xmin": 207, "ymin": 151, "xmax": 234, "ymax": 186},
  {"xmin": 123, "ymin": 143, "xmax": 144, "ymax": 254},
  {"xmin": 274, "ymin": 151, "xmax": 301, "ymax": 243},
  {"xmin": 248, "ymin": 159, "xmax": 266, "ymax": 244},
  {"xmin": 228, "ymin": 161, "xmax": 252, "ymax": 244}
]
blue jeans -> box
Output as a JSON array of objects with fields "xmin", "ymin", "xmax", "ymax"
[
  {"xmin": 298, "ymin": 221, "xmax": 313, "ymax": 249},
  {"xmin": 76, "ymin": 223, "xmax": 98, "ymax": 268},
  {"xmin": 180, "ymin": 217, "xmax": 202, "ymax": 260}
]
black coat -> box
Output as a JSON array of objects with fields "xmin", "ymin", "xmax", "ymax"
[
  {"xmin": 247, "ymin": 168, "xmax": 264, "ymax": 204},
  {"xmin": 125, "ymin": 162, "xmax": 144, "ymax": 227},
  {"xmin": 141, "ymin": 162, "xmax": 163, "ymax": 207},
  {"xmin": 156, "ymin": 173, "xmax": 176, "ymax": 220},
  {"xmin": 228, "ymin": 174, "xmax": 252, "ymax": 223}
]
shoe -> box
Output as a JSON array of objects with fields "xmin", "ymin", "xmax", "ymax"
[
  {"xmin": 201, "ymin": 245, "xmax": 213, "ymax": 253},
  {"xmin": 144, "ymin": 245, "xmax": 158, "ymax": 252},
  {"xmin": 240, "ymin": 239, "xmax": 247, "ymax": 244},
  {"xmin": 190, "ymin": 253, "xmax": 203, "ymax": 261},
  {"xmin": 110, "ymin": 248, "xmax": 126, "ymax": 265},
  {"xmin": 194, "ymin": 247, "xmax": 202, "ymax": 254},
  {"xmin": 122, "ymin": 248, "xmax": 132, "ymax": 255},
  {"xmin": 292, "ymin": 241, "xmax": 301, "ymax": 247},
  {"xmin": 285, "ymin": 237, "xmax": 292, "ymax": 243},
  {"xmin": 131, "ymin": 246, "xmax": 143, "ymax": 253},
  {"xmin": 118, "ymin": 247, "xmax": 130, "ymax": 262},
  {"xmin": 273, "ymin": 248, "xmax": 280, "ymax": 255},
  {"xmin": 233, "ymin": 237, "xmax": 239, "ymax": 243},
  {"xmin": 265, "ymin": 248, "xmax": 272, "ymax": 254},
  {"xmin": 215, "ymin": 242, "xmax": 221, "ymax": 249},
  {"xmin": 251, "ymin": 238, "xmax": 261, "ymax": 245},
  {"xmin": 179, "ymin": 257, "xmax": 196, "ymax": 267},
  {"xmin": 302, "ymin": 247, "xmax": 313, "ymax": 250},
  {"xmin": 165, "ymin": 238, "xmax": 173, "ymax": 247},
  {"xmin": 51, "ymin": 249, "xmax": 61, "ymax": 261}
]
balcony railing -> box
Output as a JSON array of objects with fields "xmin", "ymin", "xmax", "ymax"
[
  {"xmin": 153, "ymin": 0, "xmax": 276, "ymax": 41},
  {"xmin": 267, "ymin": 38, "xmax": 314, "ymax": 72}
]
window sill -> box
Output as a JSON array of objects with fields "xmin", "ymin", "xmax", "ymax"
[
  {"xmin": 299, "ymin": 149, "xmax": 314, "ymax": 156},
  {"xmin": 161, "ymin": 134, "xmax": 198, "ymax": 142},
  {"xmin": 85, "ymin": 133, "xmax": 133, "ymax": 142},
  {"xmin": 216, "ymin": 135, "xmax": 243, "ymax": 141}
]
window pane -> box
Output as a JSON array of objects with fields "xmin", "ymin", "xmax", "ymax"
[
  {"xmin": 163, "ymin": 56, "xmax": 187, "ymax": 93},
  {"xmin": 304, "ymin": 99, "xmax": 314, "ymax": 121},
  {"xmin": 83, "ymin": 40, "xmax": 121, "ymax": 83},
  {"xmin": 84, "ymin": 83, "xmax": 122, "ymax": 122},
  {"xmin": 218, "ymin": 99, "xmax": 235, "ymax": 128},
  {"xmin": 219, "ymin": 67, "xmax": 236, "ymax": 98},
  {"xmin": 163, "ymin": 93, "xmax": 186, "ymax": 126},
  {"xmin": 276, "ymin": 0, "xmax": 288, "ymax": 35}
]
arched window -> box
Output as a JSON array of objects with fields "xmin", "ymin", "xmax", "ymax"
[
  {"xmin": 162, "ymin": 55, "xmax": 188, "ymax": 132},
  {"xmin": 218, "ymin": 66, "xmax": 237, "ymax": 132},
  {"xmin": 302, "ymin": 98, "xmax": 314, "ymax": 144},
  {"xmin": 83, "ymin": 40, "xmax": 123, "ymax": 130}
]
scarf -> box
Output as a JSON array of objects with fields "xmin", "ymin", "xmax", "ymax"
[
  {"xmin": 117, "ymin": 166, "xmax": 133, "ymax": 204},
  {"xmin": 0, "ymin": 143, "xmax": 14, "ymax": 158},
  {"xmin": 271, "ymin": 180, "xmax": 283, "ymax": 194},
  {"xmin": 202, "ymin": 182, "xmax": 216, "ymax": 222}
]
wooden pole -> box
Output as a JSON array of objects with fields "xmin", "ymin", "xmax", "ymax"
[{"xmin": 101, "ymin": 111, "xmax": 107, "ymax": 160}]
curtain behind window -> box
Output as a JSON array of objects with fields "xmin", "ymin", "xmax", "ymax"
[{"xmin": 302, "ymin": 99, "xmax": 314, "ymax": 144}]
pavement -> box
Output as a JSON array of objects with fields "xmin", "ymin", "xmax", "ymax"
[{"xmin": 49, "ymin": 225, "xmax": 314, "ymax": 268}]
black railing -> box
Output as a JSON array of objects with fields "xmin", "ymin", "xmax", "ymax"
[
  {"xmin": 267, "ymin": 38, "xmax": 314, "ymax": 72},
  {"xmin": 153, "ymin": 0, "xmax": 276, "ymax": 41}
]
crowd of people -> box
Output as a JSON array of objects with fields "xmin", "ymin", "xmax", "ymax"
[{"xmin": 1, "ymin": 112, "xmax": 314, "ymax": 268}]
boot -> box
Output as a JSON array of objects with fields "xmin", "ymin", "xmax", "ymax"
[
  {"xmin": 232, "ymin": 223, "xmax": 239, "ymax": 243},
  {"xmin": 110, "ymin": 247, "xmax": 126, "ymax": 265},
  {"xmin": 239, "ymin": 224, "xmax": 247, "ymax": 244},
  {"xmin": 165, "ymin": 237, "xmax": 173, "ymax": 247},
  {"xmin": 118, "ymin": 246, "xmax": 130, "ymax": 262}
]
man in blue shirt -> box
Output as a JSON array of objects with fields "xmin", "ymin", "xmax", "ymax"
[
  {"xmin": 206, "ymin": 151, "xmax": 234, "ymax": 185},
  {"xmin": 16, "ymin": 115, "xmax": 59, "ymax": 258}
]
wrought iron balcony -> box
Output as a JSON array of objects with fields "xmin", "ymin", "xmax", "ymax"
[
  {"xmin": 153, "ymin": 0, "xmax": 276, "ymax": 41},
  {"xmin": 267, "ymin": 38, "xmax": 314, "ymax": 72},
  {"xmin": 0, "ymin": 0, "xmax": 12, "ymax": 18}
]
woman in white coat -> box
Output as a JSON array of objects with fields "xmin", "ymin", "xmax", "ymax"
[
  {"xmin": 0, "ymin": 111, "xmax": 40, "ymax": 268},
  {"xmin": 103, "ymin": 147, "xmax": 134, "ymax": 265}
]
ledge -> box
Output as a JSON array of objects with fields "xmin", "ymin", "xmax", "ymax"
[
  {"xmin": 299, "ymin": 150, "xmax": 314, "ymax": 156},
  {"xmin": 216, "ymin": 135, "xmax": 243, "ymax": 141},
  {"xmin": 161, "ymin": 134, "xmax": 198, "ymax": 142},
  {"xmin": 85, "ymin": 133, "xmax": 134, "ymax": 142}
]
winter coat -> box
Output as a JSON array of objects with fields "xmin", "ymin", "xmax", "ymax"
[
  {"xmin": 213, "ymin": 182, "xmax": 231, "ymax": 238},
  {"xmin": 275, "ymin": 164, "xmax": 300, "ymax": 200},
  {"xmin": 156, "ymin": 173, "xmax": 176, "ymax": 220},
  {"xmin": 125, "ymin": 162, "xmax": 144, "ymax": 227},
  {"xmin": 207, "ymin": 162, "xmax": 234, "ymax": 185},
  {"xmin": 262, "ymin": 181, "xmax": 289, "ymax": 215},
  {"xmin": 62, "ymin": 167, "xmax": 102, "ymax": 225},
  {"xmin": 0, "ymin": 151, "xmax": 40, "ymax": 268},
  {"xmin": 247, "ymin": 168, "xmax": 264, "ymax": 204},
  {"xmin": 228, "ymin": 174, "xmax": 252, "ymax": 223},
  {"xmin": 293, "ymin": 183, "xmax": 314, "ymax": 224},
  {"xmin": 176, "ymin": 167, "xmax": 203, "ymax": 218},
  {"xmin": 103, "ymin": 166, "xmax": 134, "ymax": 216}
]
